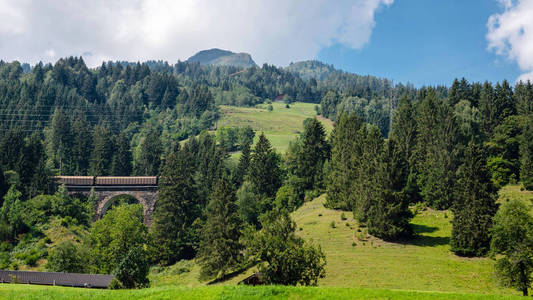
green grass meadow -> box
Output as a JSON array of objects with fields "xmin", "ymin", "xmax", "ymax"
[
  {"xmin": 0, "ymin": 284, "xmax": 524, "ymax": 300},
  {"xmin": 217, "ymin": 102, "xmax": 333, "ymax": 154}
]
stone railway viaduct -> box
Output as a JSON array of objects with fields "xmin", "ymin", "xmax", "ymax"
[{"xmin": 55, "ymin": 176, "xmax": 158, "ymax": 226}]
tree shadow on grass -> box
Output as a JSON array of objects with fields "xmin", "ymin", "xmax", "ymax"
[
  {"xmin": 206, "ymin": 261, "xmax": 260, "ymax": 285},
  {"xmin": 399, "ymin": 224, "xmax": 450, "ymax": 247}
]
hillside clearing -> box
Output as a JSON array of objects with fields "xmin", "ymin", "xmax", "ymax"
[{"xmin": 217, "ymin": 102, "xmax": 333, "ymax": 154}]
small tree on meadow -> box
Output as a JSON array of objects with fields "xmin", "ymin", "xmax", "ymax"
[{"xmin": 491, "ymin": 199, "xmax": 533, "ymax": 296}]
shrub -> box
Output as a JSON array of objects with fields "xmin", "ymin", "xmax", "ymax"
[
  {"xmin": 330, "ymin": 221, "xmax": 336, "ymax": 228},
  {"xmin": 340, "ymin": 213, "xmax": 347, "ymax": 221}
]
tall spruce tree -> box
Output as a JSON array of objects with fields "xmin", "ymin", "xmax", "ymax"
[
  {"xmin": 366, "ymin": 139, "xmax": 413, "ymax": 240},
  {"xmin": 520, "ymin": 116, "xmax": 533, "ymax": 190},
  {"xmin": 112, "ymin": 132, "xmax": 133, "ymax": 176},
  {"xmin": 354, "ymin": 125, "xmax": 383, "ymax": 223},
  {"xmin": 389, "ymin": 95, "xmax": 419, "ymax": 202},
  {"xmin": 326, "ymin": 113, "xmax": 365, "ymax": 210},
  {"xmin": 293, "ymin": 118, "xmax": 330, "ymax": 191},
  {"xmin": 451, "ymin": 141, "xmax": 498, "ymax": 256},
  {"xmin": 72, "ymin": 114, "xmax": 91, "ymax": 175},
  {"xmin": 136, "ymin": 127, "xmax": 162, "ymax": 176},
  {"xmin": 197, "ymin": 177, "xmax": 242, "ymax": 279},
  {"xmin": 248, "ymin": 133, "xmax": 282, "ymax": 198},
  {"xmin": 233, "ymin": 141, "xmax": 251, "ymax": 188},
  {"xmin": 415, "ymin": 90, "xmax": 458, "ymax": 209},
  {"xmin": 151, "ymin": 144, "xmax": 199, "ymax": 265},
  {"xmin": 90, "ymin": 125, "xmax": 113, "ymax": 176}
]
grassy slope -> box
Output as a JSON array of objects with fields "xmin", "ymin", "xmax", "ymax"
[
  {"xmin": 293, "ymin": 195, "xmax": 514, "ymax": 295},
  {"xmin": 0, "ymin": 284, "xmax": 523, "ymax": 300},
  {"xmin": 217, "ymin": 102, "xmax": 333, "ymax": 154}
]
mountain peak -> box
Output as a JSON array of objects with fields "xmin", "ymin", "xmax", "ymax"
[{"xmin": 186, "ymin": 48, "xmax": 256, "ymax": 68}]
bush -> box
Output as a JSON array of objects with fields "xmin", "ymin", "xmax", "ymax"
[
  {"xmin": 340, "ymin": 213, "xmax": 347, "ymax": 221},
  {"xmin": 46, "ymin": 241, "xmax": 84, "ymax": 273},
  {"xmin": 330, "ymin": 221, "xmax": 336, "ymax": 228},
  {"xmin": 113, "ymin": 246, "xmax": 150, "ymax": 289},
  {"xmin": 109, "ymin": 278, "xmax": 123, "ymax": 290},
  {"xmin": 267, "ymin": 104, "xmax": 273, "ymax": 112}
]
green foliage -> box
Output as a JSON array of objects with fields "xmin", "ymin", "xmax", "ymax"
[
  {"xmin": 46, "ymin": 241, "xmax": 84, "ymax": 273},
  {"xmin": 236, "ymin": 181, "xmax": 261, "ymax": 227},
  {"xmin": 326, "ymin": 113, "xmax": 364, "ymax": 210},
  {"xmin": 274, "ymin": 184, "xmax": 301, "ymax": 212},
  {"xmin": 490, "ymin": 199, "xmax": 533, "ymax": 296},
  {"xmin": 135, "ymin": 127, "xmax": 162, "ymax": 176},
  {"xmin": 244, "ymin": 209, "xmax": 326, "ymax": 286},
  {"xmin": 287, "ymin": 118, "xmax": 330, "ymax": 192},
  {"xmin": 415, "ymin": 90, "xmax": 458, "ymax": 209},
  {"xmin": 87, "ymin": 204, "xmax": 148, "ymax": 276},
  {"xmin": 451, "ymin": 142, "xmax": 498, "ymax": 256},
  {"xmin": 90, "ymin": 125, "xmax": 113, "ymax": 176},
  {"xmin": 520, "ymin": 116, "xmax": 533, "ymax": 190},
  {"xmin": 232, "ymin": 142, "xmax": 251, "ymax": 188},
  {"xmin": 197, "ymin": 177, "xmax": 242, "ymax": 280},
  {"xmin": 248, "ymin": 133, "xmax": 283, "ymax": 198},
  {"xmin": 112, "ymin": 132, "xmax": 133, "ymax": 176},
  {"xmin": 151, "ymin": 145, "xmax": 199, "ymax": 265},
  {"xmin": 114, "ymin": 245, "xmax": 150, "ymax": 289}
]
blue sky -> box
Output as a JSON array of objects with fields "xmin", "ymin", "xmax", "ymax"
[{"xmin": 317, "ymin": 0, "xmax": 522, "ymax": 87}]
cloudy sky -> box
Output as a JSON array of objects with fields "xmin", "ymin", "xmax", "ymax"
[{"xmin": 0, "ymin": 0, "xmax": 531, "ymax": 85}]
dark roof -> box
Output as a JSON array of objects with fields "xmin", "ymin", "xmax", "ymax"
[{"xmin": 0, "ymin": 270, "xmax": 114, "ymax": 288}]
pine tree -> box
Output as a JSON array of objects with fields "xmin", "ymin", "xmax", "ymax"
[
  {"xmin": 150, "ymin": 145, "xmax": 199, "ymax": 265},
  {"xmin": 0, "ymin": 166, "xmax": 7, "ymax": 206},
  {"xmin": 89, "ymin": 126, "xmax": 113, "ymax": 176},
  {"xmin": 136, "ymin": 127, "xmax": 162, "ymax": 176},
  {"xmin": 451, "ymin": 141, "xmax": 498, "ymax": 256},
  {"xmin": 248, "ymin": 133, "xmax": 282, "ymax": 198},
  {"xmin": 354, "ymin": 125, "xmax": 383, "ymax": 223},
  {"xmin": 197, "ymin": 177, "xmax": 242, "ymax": 279},
  {"xmin": 389, "ymin": 95, "xmax": 419, "ymax": 202},
  {"xmin": 72, "ymin": 114, "xmax": 91, "ymax": 175},
  {"xmin": 233, "ymin": 141, "xmax": 251, "ymax": 188},
  {"xmin": 366, "ymin": 140, "xmax": 413, "ymax": 240},
  {"xmin": 51, "ymin": 109, "xmax": 74, "ymax": 174},
  {"xmin": 112, "ymin": 132, "xmax": 133, "ymax": 176},
  {"xmin": 520, "ymin": 116, "xmax": 533, "ymax": 190},
  {"xmin": 325, "ymin": 113, "xmax": 365, "ymax": 210},
  {"xmin": 415, "ymin": 90, "xmax": 458, "ymax": 209},
  {"xmin": 294, "ymin": 118, "xmax": 330, "ymax": 191}
]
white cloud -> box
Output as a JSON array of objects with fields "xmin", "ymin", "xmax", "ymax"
[
  {"xmin": 487, "ymin": 0, "xmax": 533, "ymax": 82},
  {"xmin": 0, "ymin": 0, "xmax": 392, "ymax": 67}
]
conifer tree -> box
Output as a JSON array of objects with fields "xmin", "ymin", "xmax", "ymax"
[
  {"xmin": 72, "ymin": 114, "xmax": 91, "ymax": 175},
  {"xmin": 248, "ymin": 133, "xmax": 282, "ymax": 198},
  {"xmin": 151, "ymin": 145, "xmax": 199, "ymax": 265},
  {"xmin": 197, "ymin": 177, "xmax": 242, "ymax": 279},
  {"xmin": 389, "ymin": 95, "xmax": 420, "ymax": 202},
  {"xmin": 136, "ymin": 127, "xmax": 162, "ymax": 176},
  {"xmin": 326, "ymin": 113, "xmax": 365, "ymax": 210},
  {"xmin": 294, "ymin": 118, "xmax": 330, "ymax": 191},
  {"xmin": 112, "ymin": 132, "xmax": 133, "ymax": 176},
  {"xmin": 90, "ymin": 125, "xmax": 113, "ymax": 176},
  {"xmin": 520, "ymin": 116, "xmax": 533, "ymax": 190},
  {"xmin": 451, "ymin": 141, "xmax": 498, "ymax": 256},
  {"xmin": 233, "ymin": 141, "xmax": 251, "ymax": 188},
  {"xmin": 366, "ymin": 140, "xmax": 413, "ymax": 240},
  {"xmin": 415, "ymin": 90, "xmax": 457, "ymax": 209}
]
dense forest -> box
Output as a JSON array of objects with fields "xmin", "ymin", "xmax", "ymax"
[{"xmin": 0, "ymin": 56, "xmax": 533, "ymax": 292}]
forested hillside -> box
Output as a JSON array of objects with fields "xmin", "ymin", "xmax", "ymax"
[{"xmin": 1, "ymin": 54, "xmax": 533, "ymax": 296}]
